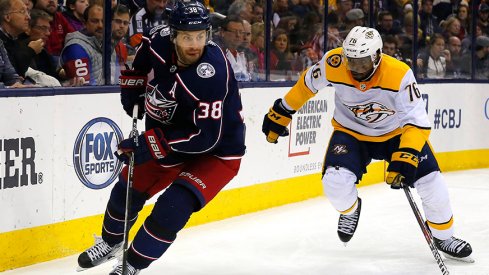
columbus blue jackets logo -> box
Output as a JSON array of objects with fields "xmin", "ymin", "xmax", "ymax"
[
  {"xmin": 197, "ymin": 63, "xmax": 215, "ymax": 78},
  {"xmin": 146, "ymin": 84, "xmax": 178, "ymax": 125},
  {"xmin": 345, "ymin": 102, "xmax": 395, "ymax": 123},
  {"xmin": 73, "ymin": 118, "xmax": 124, "ymax": 189}
]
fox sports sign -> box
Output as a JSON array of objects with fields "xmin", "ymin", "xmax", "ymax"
[{"xmin": 73, "ymin": 117, "xmax": 124, "ymax": 189}]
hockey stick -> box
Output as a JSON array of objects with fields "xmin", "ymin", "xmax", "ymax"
[
  {"xmin": 122, "ymin": 105, "xmax": 139, "ymax": 275},
  {"xmin": 403, "ymin": 184, "xmax": 450, "ymax": 275}
]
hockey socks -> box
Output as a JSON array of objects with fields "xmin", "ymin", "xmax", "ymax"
[{"xmin": 127, "ymin": 184, "xmax": 198, "ymax": 270}]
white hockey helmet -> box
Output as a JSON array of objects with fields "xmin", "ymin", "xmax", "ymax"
[{"xmin": 342, "ymin": 26, "xmax": 383, "ymax": 80}]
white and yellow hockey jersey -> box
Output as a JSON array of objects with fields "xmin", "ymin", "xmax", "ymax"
[{"xmin": 283, "ymin": 47, "xmax": 431, "ymax": 153}]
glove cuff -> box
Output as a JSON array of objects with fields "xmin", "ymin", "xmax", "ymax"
[
  {"xmin": 119, "ymin": 73, "xmax": 147, "ymax": 89},
  {"xmin": 390, "ymin": 148, "xmax": 419, "ymax": 168},
  {"xmin": 144, "ymin": 128, "xmax": 171, "ymax": 159},
  {"xmin": 275, "ymin": 99, "xmax": 296, "ymax": 115}
]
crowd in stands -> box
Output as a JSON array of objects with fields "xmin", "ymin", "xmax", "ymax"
[{"xmin": 1, "ymin": 0, "xmax": 489, "ymax": 88}]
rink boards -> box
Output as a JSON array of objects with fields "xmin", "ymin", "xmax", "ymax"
[{"xmin": 0, "ymin": 83, "xmax": 488, "ymax": 271}]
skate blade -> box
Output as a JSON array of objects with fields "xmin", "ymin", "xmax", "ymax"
[
  {"xmin": 443, "ymin": 253, "xmax": 475, "ymax": 263},
  {"xmin": 76, "ymin": 266, "xmax": 88, "ymax": 272}
]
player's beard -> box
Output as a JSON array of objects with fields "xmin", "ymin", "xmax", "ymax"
[{"xmin": 175, "ymin": 44, "xmax": 204, "ymax": 67}]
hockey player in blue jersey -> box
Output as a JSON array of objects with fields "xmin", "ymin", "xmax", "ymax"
[{"xmin": 77, "ymin": 1, "xmax": 246, "ymax": 274}]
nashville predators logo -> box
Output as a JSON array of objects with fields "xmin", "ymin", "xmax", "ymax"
[
  {"xmin": 327, "ymin": 54, "xmax": 342, "ymax": 68},
  {"xmin": 365, "ymin": 31, "xmax": 374, "ymax": 39},
  {"xmin": 345, "ymin": 102, "xmax": 395, "ymax": 123},
  {"xmin": 332, "ymin": 144, "xmax": 348, "ymax": 155}
]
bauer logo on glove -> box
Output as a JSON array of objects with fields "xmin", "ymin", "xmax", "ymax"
[{"xmin": 115, "ymin": 128, "xmax": 171, "ymax": 165}]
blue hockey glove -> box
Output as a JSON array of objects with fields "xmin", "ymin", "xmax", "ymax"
[
  {"xmin": 115, "ymin": 128, "xmax": 171, "ymax": 165},
  {"xmin": 386, "ymin": 148, "xmax": 419, "ymax": 189},
  {"xmin": 119, "ymin": 69, "xmax": 147, "ymax": 119},
  {"xmin": 262, "ymin": 99, "xmax": 296, "ymax": 143}
]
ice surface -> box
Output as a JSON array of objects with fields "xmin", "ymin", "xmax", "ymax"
[{"xmin": 3, "ymin": 169, "xmax": 489, "ymax": 275}]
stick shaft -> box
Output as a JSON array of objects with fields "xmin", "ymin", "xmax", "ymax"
[
  {"xmin": 122, "ymin": 105, "xmax": 139, "ymax": 275},
  {"xmin": 403, "ymin": 186, "xmax": 450, "ymax": 275}
]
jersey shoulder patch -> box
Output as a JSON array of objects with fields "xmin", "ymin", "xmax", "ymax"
[
  {"xmin": 326, "ymin": 53, "xmax": 342, "ymax": 68},
  {"xmin": 325, "ymin": 48, "xmax": 344, "ymax": 68}
]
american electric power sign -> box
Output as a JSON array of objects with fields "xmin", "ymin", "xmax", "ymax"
[{"xmin": 73, "ymin": 117, "xmax": 124, "ymax": 189}]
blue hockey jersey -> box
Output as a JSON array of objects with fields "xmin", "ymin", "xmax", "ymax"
[{"xmin": 132, "ymin": 26, "xmax": 246, "ymax": 164}]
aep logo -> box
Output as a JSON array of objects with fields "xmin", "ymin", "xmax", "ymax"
[{"xmin": 73, "ymin": 117, "xmax": 124, "ymax": 189}]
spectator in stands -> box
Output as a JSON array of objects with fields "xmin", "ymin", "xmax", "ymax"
[
  {"xmin": 376, "ymin": 10, "xmax": 402, "ymax": 36},
  {"xmin": 0, "ymin": 40, "xmax": 24, "ymax": 87},
  {"xmin": 111, "ymin": 4, "xmax": 130, "ymax": 80},
  {"xmin": 62, "ymin": 0, "xmax": 89, "ymax": 31},
  {"xmin": 419, "ymin": 0, "xmax": 441, "ymax": 44},
  {"xmin": 216, "ymin": 15, "xmax": 250, "ymax": 81},
  {"xmin": 326, "ymin": 24, "xmax": 342, "ymax": 52},
  {"xmin": 335, "ymin": 0, "xmax": 353, "ymax": 27},
  {"xmin": 211, "ymin": 0, "xmax": 233, "ymax": 15},
  {"xmin": 360, "ymin": 0, "xmax": 378, "ymax": 25},
  {"xmin": 239, "ymin": 20, "xmax": 256, "ymax": 61},
  {"xmin": 22, "ymin": 0, "xmax": 32, "ymax": 11},
  {"xmin": 250, "ymin": 4, "xmax": 264, "ymax": 24},
  {"xmin": 270, "ymin": 28, "xmax": 295, "ymax": 79},
  {"xmin": 461, "ymin": 24, "xmax": 483, "ymax": 52},
  {"xmin": 446, "ymin": 35, "xmax": 466, "ymax": 78},
  {"xmin": 0, "ymin": 0, "xmax": 43, "ymax": 78},
  {"xmin": 382, "ymin": 34, "xmax": 408, "ymax": 65},
  {"xmin": 460, "ymin": 35, "xmax": 489, "ymax": 79},
  {"xmin": 453, "ymin": 2, "xmax": 470, "ymax": 39},
  {"xmin": 478, "ymin": 3, "xmax": 489, "ymax": 36},
  {"xmin": 432, "ymin": 0, "xmax": 462, "ymax": 24},
  {"xmin": 276, "ymin": 15, "xmax": 300, "ymax": 52},
  {"xmin": 227, "ymin": 0, "xmax": 253, "ymax": 23},
  {"xmin": 127, "ymin": 0, "xmax": 169, "ymax": 49},
  {"xmin": 417, "ymin": 33, "xmax": 449, "ymax": 79},
  {"xmin": 441, "ymin": 17, "xmax": 463, "ymax": 41},
  {"xmin": 272, "ymin": 0, "xmax": 293, "ymax": 28},
  {"xmin": 290, "ymin": 0, "xmax": 315, "ymax": 19},
  {"xmin": 249, "ymin": 22, "xmax": 264, "ymax": 73},
  {"xmin": 60, "ymin": 4, "xmax": 104, "ymax": 86},
  {"xmin": 342, "ymin": 8, "xmax": 364, "ymax": 34},
  {"xmin": 35, "ymin": 0, "xmax": 75, "ymax": 63},
  {"xmin": 398, "ymin": 11, "xmax": 422, "ymax": 63},
  {"xmin": 292, "ymin": 42, "xmax": 319, "ymax": 72},
  {"xmin": 22, "ymin": 8, "xmax": 60, "ymax": 80}
]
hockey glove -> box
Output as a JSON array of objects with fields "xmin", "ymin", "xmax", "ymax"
[
  {"xmin": 115, "ymin": 128, "xmax": 171, "ymax": 165},
  {"xmin": 119, "ymin": 69, "xmax": 147, "ymax": 119},
  {"xmin": 386, "ymin": 148, "xmax": 419, "ymax": 189},
  {"xmin": 262, "ymin": 98, "xmax": 296, "ymax": 143}
]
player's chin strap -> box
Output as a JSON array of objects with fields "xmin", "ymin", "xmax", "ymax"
[{"xmin": 171, "ymin": 47, "xmax": 193, "ymax": 68}]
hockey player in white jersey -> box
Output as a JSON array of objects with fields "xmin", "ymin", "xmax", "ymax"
[{"xmin": 262, "ymin": 26, "xmax": 473, "ymax": 262}]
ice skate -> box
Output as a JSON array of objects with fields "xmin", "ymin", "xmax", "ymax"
[
  {"xmin": 337, "ymin": 198, "xmax": 362, "ymax": 245},
  {"xmin": 109, "ymin": 260, "xmax": 141, "ymax": 275},
  {"xmin": 77, "ymin": 235, "xmax": 123, "ymax": 271},
  {"xmin": 434, "ymin": 236, "xmax": 474, "ymax": 263}
]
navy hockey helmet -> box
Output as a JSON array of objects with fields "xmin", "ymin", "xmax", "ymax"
[{"xmin": 169, "ymin": 0, "xmax": 211, "ymax": 40}]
